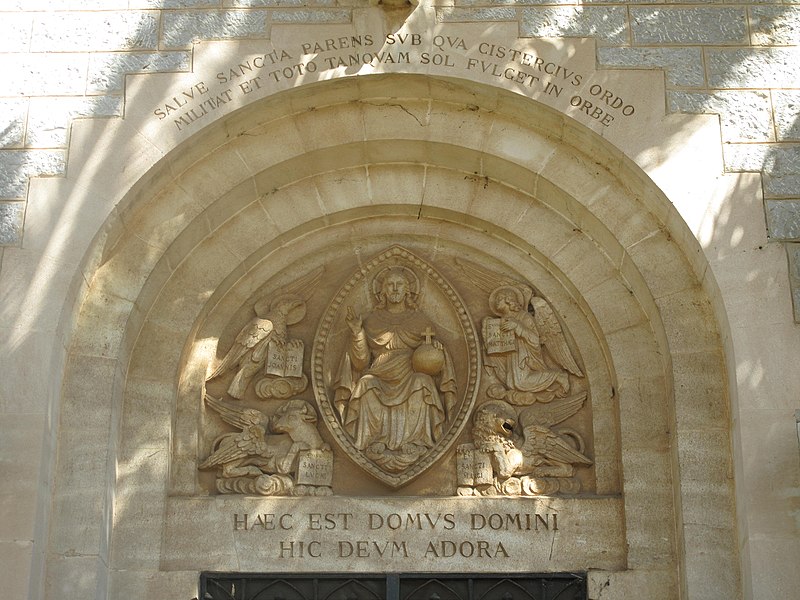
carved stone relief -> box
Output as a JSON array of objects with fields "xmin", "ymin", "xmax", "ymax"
[{"xmin": 199, "ymin": 244, "xmax": 592, "ymax": 497}]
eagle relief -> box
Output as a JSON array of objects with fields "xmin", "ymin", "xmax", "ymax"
[{"xmin": 199, "ymin": 245, "xmax": 593, "ymax": 496}]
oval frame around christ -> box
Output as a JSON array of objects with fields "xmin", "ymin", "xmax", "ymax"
[{"xmin": 312, "ymin": 246, "xmax": 480, "ymax": 488}]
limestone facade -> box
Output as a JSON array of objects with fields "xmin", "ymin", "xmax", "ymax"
[{"xmin": 0, "ymin": 3, "xmax": 799, "ymax": 600}]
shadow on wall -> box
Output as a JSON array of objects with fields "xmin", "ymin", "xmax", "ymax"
[{"xmin": 5, "ymin": 3, "xmax": 799, "ymax": 599}]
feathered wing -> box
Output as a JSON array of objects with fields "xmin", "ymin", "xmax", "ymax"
[
  {"xmin": 208, "ymin": 317, "xmax": 274, "ymax": 380},
  {"xmin": 523, "ymin": 429, "xmax": 593, "ymax": 466},
  {"xmin": 518, "ymin": 392, "xmax": 587, "ymax": 428},
  {"xmin": 254, "ymin": 265, "xmax": 326, "ymax": 317},
  {"xmin": 531, "ymin": 297, "xmax": 583, "ymax": 377},
  {"xmin": 454, "ymin": 258, "xmax": 523, "ymax": 296},
  {"xmin": 282, "ymin": 265, "xmax": 324, "ymax": 302},
  {"xmin": 199, "ymin": 426, "xmax": 266, "ymax": 468},
  {"xmin": 204, "ymin": 394, "xmax": 269, "ymax": 430}
]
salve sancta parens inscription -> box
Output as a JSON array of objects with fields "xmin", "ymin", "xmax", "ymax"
[
  {"xmin": 231, "ymin": 510, "xmax": 559, "ymax": 560},
  {"xmin": 153, "ymin": 32, "xmax": 637, "ymax": 133}
]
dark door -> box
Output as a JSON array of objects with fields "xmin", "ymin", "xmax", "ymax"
[{"xmin": 200, "ymin": 573, "xmax": 587, "ymax": 600}]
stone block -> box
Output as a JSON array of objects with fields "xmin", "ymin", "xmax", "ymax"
[
  {"xmin": 677, "ymin": 428, "xmax": 732, "ymax": 484},
  {"xmin": 738, "ymin": 408, "xmax": 800, "ymax": 528},
  {"xmin": 271, "ymin": 9, "xmax": 351, "ymax": 23},
  {"xmin": 0, "ymin": 414, "xmax": 43, "ymax": 540},
  {"xmin": 749, "ymin": 538, "xmax": 800, "ymax": 599},
  {"xmin": 0, "ymin": 329, "xmax": 58, "ymax": 414},
  {"xmin": 0, "ymin": 99, "xmax": 27, "ymax": 149},
  {"xmin": 0, "ymin": 541, "xmax": 34, "ymax": 599},
  {"xmin": 366, "ymin": 164, "xmax": 425, "ymax": 206},
  {"xmin": 0, "ymin": 13, "xmax": 32, "ymax": 53},
  {"xmin": 0, "ymin": 149, "xmax": 65, "ymax": 199},
  {"xmin": 552, "ymin": 233, "xmax": 619, "ymax": 295},
  {"xmin": 671, "ymin": 350, "xmax": 728, "ymax": 432},
  {"xmin": 208, "ymin": 197, "xmax": 280, "ymax": 260},
  {"xmin": 765, "ymin": 198, "xmax": 800, "ymax": 240},
  {"xmin": 616, "ymin": 376, "xmax": 671, "ymax": 449},
  {"xmin": 0, "ymin": 53, "xmax": 88, "ymax": 96},
  {"xmin": 605, "ymin": 325, "xmax": 666, "ymax": 380},
  {"xmin": 598, "ymin": 47, "xmax": 705, "ymax": 87},
  {"xmin": 131, "ymin": 0, "xmax": 218, "ymax": 7},
  {"xmin": 655, "ymin": 288, "xmax": 720, "ymax": 354},
  {"xmin": 31, "ymin": 11, "xmax": 159, "ymax": 52},
  {"xmin": 44, "ymin": 555, "xmax": 105, "ymax": 600},
  {"xmin": 314, "ymin": 167, "xmax": 371, "ymax": 216},
  {"xmin": 8, "ymin": 0, "xmax": 127, "ymax": 7},
  {"xmin": 682, "ymin": 524, "xmax": 740, "ymax": 599},
  {"xmin": 668, "ymin": 90, "xmax": 773, "ymax": 143},
  {"xmin": 773, "ymin": 90, "xmax": 800, "ymax": 142},
  {"xmin": 631, "ymin": 7, "xmax": 748, "ymax": 45},
  {"xmin": 587, "ymin": 569, "xmax": 677, "ymax": 600},
  {"xmin": 233, "ymin": 0, "xmax": 336, "ymax": 4},
  {"xmin": 437, "ymin": 7, "xmax": 517, "ymax": 22},
  {"xmin": 707, "ymin": 47, "xmax": 800, "ymax": 88},
  {"xmin": 584, "ymin": 277, "xmax": 647, "ymax": 336},
  {"xmin": 750, "ymin": 6, "xmax": 800, "ymax": 45},
  {"xmin": 109, "ymin": 570, "xmax": 198, "ymax": 600},
  {"xmin": 789, "ymin": 243, "xmax": 800, "ymax": 322},
  {"xmin": 109, "ymin": 492, "xmax": 166, "ymax": 569},
  {"xmin": 723, "ymin": 143, "xmax": 800, "ymax": 198},
  {"xmin": 59, "ymin": 354, "xmax": 118, "ymax": 431},
  {"xmin": 161, "ymin": 10, "xmax": 270, "ymax": 48},
  {"xmin": 26, "ymin": 96, "xmax": 122, "ymax": 148},
  {"xmin": 521, "ymin": 7, "xmax": 628, "ymax": 44},
  {"xmin": 119, "ymin": 382, "xmax": 169, "ymax": 449},
  {"xmin": 0, "ymin": 201, "xmax": 24, "ymax": 245},
  {"xmin": 87, "ymin": 51, "xmax": 191, "ymax": 94}
]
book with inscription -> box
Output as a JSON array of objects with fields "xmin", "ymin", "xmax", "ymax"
[
  {"xmin": 482, "ymin": 318, "xmax": 515, "ymax": 354},
  {"xmin": 296, "ymin": 449, "xmax": 333, "ymax": 486},
  {"xmin": 265, "ymin": 339, "xmax": 304, "ymax": 378}
]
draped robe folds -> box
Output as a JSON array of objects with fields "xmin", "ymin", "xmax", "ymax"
[
  {"xmin": 336, "ymin": 309, "xmax": 456, "ymax": 452},
  {"xmin": 483, "ymin": 312, "xmax": 568, "ymax": 397}
]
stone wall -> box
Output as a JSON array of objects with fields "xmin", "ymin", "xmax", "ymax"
[
  {"xmin": 1, "ymin": 1, "xmax": 799, "ymax": 319},
  {"xmin": 1, "ymin": 3, "xmax": 799, "ymax": 600}
]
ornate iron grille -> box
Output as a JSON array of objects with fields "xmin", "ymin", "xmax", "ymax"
[{"xmin": 200, "ymin": 573, "xmax": 587, "ymax": 600}]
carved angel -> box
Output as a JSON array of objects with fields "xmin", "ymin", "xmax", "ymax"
[
  {"xmin": 207, "ymin": 267, "xmax": 322, "ymax": 399},
  {"xmin": 456, "ymin": 259, "xmax": 582, "ymax": 405}
]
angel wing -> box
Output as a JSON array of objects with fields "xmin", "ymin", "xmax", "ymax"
[
  {"xmin": 208, "ymin": 317, "xmax": 274, "ymax": 380},
  {"xmin": 518, "ymin": 392, "xmax": 587, "ymax": 428},
  {"xmin": 204, "ymin": 394, "xmax": 270, "ymax": 430},
  {"xmin": 253, "ymin": 265, "xmax": 324, "ymax": 318},
  {"xmin": 454, "ymin": 258, "xmax": 522, "ymax": 295},
  {"xmin": 530, "ymin": 297, "xmax": 583, "ymax": 377}
]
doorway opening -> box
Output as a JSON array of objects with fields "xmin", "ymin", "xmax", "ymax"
[{"xmin": 201, "ymin": 573, "xmax": 588, "ymax": 600}]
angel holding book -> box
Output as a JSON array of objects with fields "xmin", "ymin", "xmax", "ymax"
[{"xmin": 458, "ymin": 260, "xmax": 583, "ymax": 405}]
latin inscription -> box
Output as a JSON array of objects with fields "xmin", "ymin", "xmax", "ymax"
[
  {"xmin": 231, "ymin": 511, "xmax": 558, "ymax": 560},
  {"xmin": 152, "ymin": 33, "xmax": 638, "ymax": 133}
]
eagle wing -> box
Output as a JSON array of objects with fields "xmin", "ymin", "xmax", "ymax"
[
  {"xmin": 531, "ymin": 297, "xmax": 583, "ymax": 377},
  {"xmin": 518, "ymin": 392, "xmax": 587, "ymax": 428},
  {"xmin": 521, "ymin": 427, "xmax": 593, "ymax": 465},
  {"xmin": 199, "ymin": 426, "xmax": 267, "ymax": 468},
  {"xmin": 207, "ymin": 317, "xmax": 274, "ymax": 380},
  {"xmin": 204, "ymin": 394, "xmax": 269, "ymax": 430}
]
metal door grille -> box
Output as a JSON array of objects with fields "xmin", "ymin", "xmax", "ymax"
[{"xmin": 200, "ymin": 573, "xmax": 587, "ymax": 600}]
